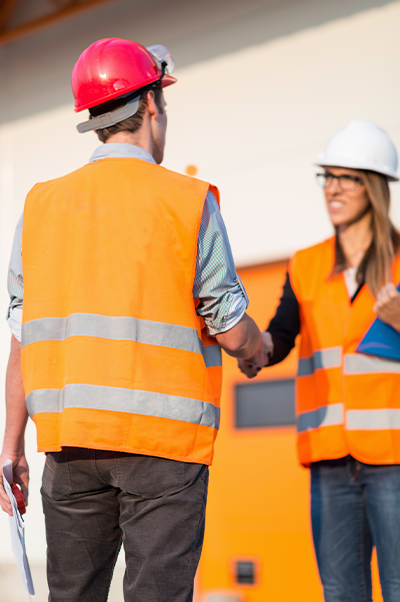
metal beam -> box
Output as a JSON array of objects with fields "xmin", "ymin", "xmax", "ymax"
[
  {"xmin": 0, "ymin": 0, "xmax": 117, "ymax": 47},
  {"xmin": 0, "ymin": 0, "xmax": 17, "ymax": 32}
]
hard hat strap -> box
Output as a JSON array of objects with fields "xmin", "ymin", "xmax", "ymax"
[{"xmin": 77, "ymin": 93, "xmax": 141, "ymax": 133}]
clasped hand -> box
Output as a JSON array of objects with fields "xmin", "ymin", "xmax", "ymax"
[
  {"xmin": 237, "ymin": 331, "xmax": 273, "ymax": 379},
  {"xmin": 374, "ymin": 282, "xmax": 400, "ymax": 332}
]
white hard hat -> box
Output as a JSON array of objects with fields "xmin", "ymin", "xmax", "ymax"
[{"xmin": 316, "ymin": 120, "xmax": 399, "ymax": 181}]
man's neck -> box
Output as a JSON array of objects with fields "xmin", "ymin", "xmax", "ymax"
[{"xmin": 105, "ymin": 131, "xmax": 151, "ymax": 153}]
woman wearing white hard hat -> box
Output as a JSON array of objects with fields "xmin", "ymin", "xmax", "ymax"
[{"xmin": 239, "ymin": 120, "xmax": 400, "ymax": 601}]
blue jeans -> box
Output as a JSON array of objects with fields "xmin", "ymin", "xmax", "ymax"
[{"xmin": 311, "ymin": 458, "xmax": 400, "ymax": 602}]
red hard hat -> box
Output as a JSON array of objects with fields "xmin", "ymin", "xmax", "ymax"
[{"xmin": 72, "ymin": 38, "xmax": 177, "ymax": 113}]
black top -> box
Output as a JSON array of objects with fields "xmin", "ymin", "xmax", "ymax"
[{"xmin": 267, "ymin": 272, "xmax": 300, "ymax": 366}]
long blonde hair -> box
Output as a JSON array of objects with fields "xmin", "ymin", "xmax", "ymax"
[{"xmin": 333, "ymin": 171, "xmax": 400, "ymax": 297}]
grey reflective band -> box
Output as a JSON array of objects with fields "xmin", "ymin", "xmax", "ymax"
[
  {"xmin": 202, "ymin": 344, "xmax": 222, "ymax": 368},
  {"xmin": 21, "ymin": 313, "xmax": 222, "ymax": 366},
  {"xmin": 314, "ymin": 347, "xmax": 342, "ymax": 370},
  {"xmin": 26, "ymin": 384, "xmax": 220, "ymax": 430},
  {"xmin": 22, "ymin": 313, "xmax": 200, "ymax": 352},
  {"xmin": 347, "ymin": 409, "xmax": 400, "ymax": 430},
  {"xmin": 345, "ymin": 353, "xmax": 400, "ymax": 375},
  {"xmin": 297, "ymin": 347, "xmax": 342, "ymax": 377},
  {"xmin": 77, "ymin": 94, "xmax": 141, "ymax": 134},
  {"xmin": 297, "ymin": 403, "xmax": 344, "ymax": 433},
  {"xmin": 298, "ymin": 356, "xmax": 314, "ymax": 377}
]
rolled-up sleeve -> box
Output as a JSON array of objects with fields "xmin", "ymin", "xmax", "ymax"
[
  {"xmin": 193, "ymin": 191, "xmax": 248, "ymax": 336},
  {"xmin": 7, "ymin": 214, "xmax": 24, "ymax": 342}
]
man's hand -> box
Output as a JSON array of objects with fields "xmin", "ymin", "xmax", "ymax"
[
  {"xmin": 216, "ymin": 313, "xmax": 264, "ymax": 360},
  {"xmin": 238, "ymin": 332, "xmax": 273, "ymax": 379},
  {"xmin": 0, "ymin": 452, "xmax": 29, "ymax": 516},
  {"xmin": 374, "ymin": 283, "xmax": 400, "ymax": 332}
]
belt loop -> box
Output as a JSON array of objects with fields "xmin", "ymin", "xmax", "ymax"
[{"xmin": 349, "ymin": 458, "xmax": 361, "ymax": 481}]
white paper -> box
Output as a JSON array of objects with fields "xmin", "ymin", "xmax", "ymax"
[{"xmin": 3, "ymin": 459, "xmax": 35, "ymax": 596}]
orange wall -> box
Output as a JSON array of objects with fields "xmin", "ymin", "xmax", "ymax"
[{"xmin": 198, "ymin": 261, "xmax": 382, "ymax": 602}]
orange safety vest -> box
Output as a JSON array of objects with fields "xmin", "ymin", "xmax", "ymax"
[
  {"xmin": 289, "ymin": 237, "xmax": 400, "ymax": 466},
  {"xmin": 21, "ymin": 158, "xmax": 222, "ymax": 465}
]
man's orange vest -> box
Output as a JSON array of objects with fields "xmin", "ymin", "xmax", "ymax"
[
  {"xmin": 289, "ymin": 237, "xmax": 400, "ymax": 466},
  {"xmin": 21, "ymin": 158, "xmax": 222, "ymax": 465}
]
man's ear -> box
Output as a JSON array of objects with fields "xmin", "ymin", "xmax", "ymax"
[{"xmin": 146, "ymin": 90, "xmax": 158, "ymax": 118}]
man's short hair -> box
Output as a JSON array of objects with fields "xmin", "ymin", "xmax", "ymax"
[{"xmin": 94, "ymin": 87, "xmax": 164, "ymax": 143}]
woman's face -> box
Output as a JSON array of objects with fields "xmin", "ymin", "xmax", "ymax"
[{"xmin": 322, "ymin": 167, "xmax": 371, "ymax": 228}]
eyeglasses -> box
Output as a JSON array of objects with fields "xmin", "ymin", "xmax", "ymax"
[{"xmin": 316, "ymin": 172, "xmax": 363, "ymax": 192}]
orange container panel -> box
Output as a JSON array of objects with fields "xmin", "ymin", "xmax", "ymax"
[{"xmin": 198, "ymin": 261, "xmax": 383, "ymax": 602}]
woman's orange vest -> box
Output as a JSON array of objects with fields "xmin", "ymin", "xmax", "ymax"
[
  {"xmin": 289, "ymin": 237, "xmax": 400, "ymax": 466},
  {"xmin": 21, "ymin": 158, "xmax": 222, "ymax": 465}
]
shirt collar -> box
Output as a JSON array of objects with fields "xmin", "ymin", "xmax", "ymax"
[{"xmin": 89, "ymin": 143, "xmax": 156, "ymax": 164}]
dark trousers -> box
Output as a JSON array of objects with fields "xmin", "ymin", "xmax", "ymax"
[
  {"xmin": 41, "ymin": 448, "xmax": 208, "ymax": 602},
  {"xmin": 311, "ymin": 458, "xmax": 400, "ymax": 602}
]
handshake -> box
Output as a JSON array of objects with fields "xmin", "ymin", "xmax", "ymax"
[{"xmin": 237, "ymin": 331, "xmax": 273, "ymax": 379}]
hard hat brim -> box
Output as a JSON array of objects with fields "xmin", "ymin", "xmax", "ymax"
[
  {"xmin": 315, "ymin": 160, "xmax": 399, "ymax": 182},
  {"xmin": 161, "ymin": 75, "xmax": 177, "ymax": 88}
]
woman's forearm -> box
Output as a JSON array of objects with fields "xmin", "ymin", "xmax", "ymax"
[{"xmin": 266, "ymin": 271, "xmax": 301, "ymax": 365}]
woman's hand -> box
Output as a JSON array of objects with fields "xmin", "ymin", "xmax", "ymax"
[
  {"xmin": 237, "ymin": 332, "xmax": 273, "ymax": 379},
  {"xmin": 374, "ymin": 283, "xmax": 400, "ymax": 333}
]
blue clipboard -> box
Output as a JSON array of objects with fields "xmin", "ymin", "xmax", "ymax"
[{"xmin": 356, "ymin": 283, "xmax": 400, "ymax": 361}]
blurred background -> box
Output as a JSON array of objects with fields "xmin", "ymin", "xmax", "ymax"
[{"xmin": 1, "ymin": 0, "xmax": 400, "ymax": 600}]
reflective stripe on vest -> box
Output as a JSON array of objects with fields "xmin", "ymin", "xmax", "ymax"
[
  {"xmin": 297, "ymin": 347, "xmax": 342, "ymax": 376},
  {"xmin": 202, "ymin": 343, "xmax": 222, "ymax": 368},
  {"xmin": 347, "ymin": 409, "xmax": 400, "ymax": 430},
  {"xmin": 298, "ymin": 406, "xmax": 400, "ymax": 432},
  {"xmin": 21, "ymin": 313, "xmax": 222, "ymax": 369},
  {"xmin": 22, "ymin": 313, "xmax": 222, "ymax": 428},
  {"xmin": 297, "ymin": 403, "xmax": 344, "ymax": 432},
  {"xmin": 26, "ymin": 384, "xmax": 220, "ymax": 430},
  {"xmin": 344, "ymin": 353, "xmax": 400, "ymax": 375}
]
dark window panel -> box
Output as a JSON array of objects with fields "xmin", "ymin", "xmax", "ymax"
[
  {"xmin": 235, "ymin": 379, "xmax": 295, "ymax": 428},
  {"xmin": 235, "ymin": 560, "xmax": 256, "ymax": 584}
]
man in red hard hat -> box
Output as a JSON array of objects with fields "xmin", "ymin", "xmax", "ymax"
[{"xmin": 0, "ymin": 39, "xmax": 269, "ymax": 601}]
